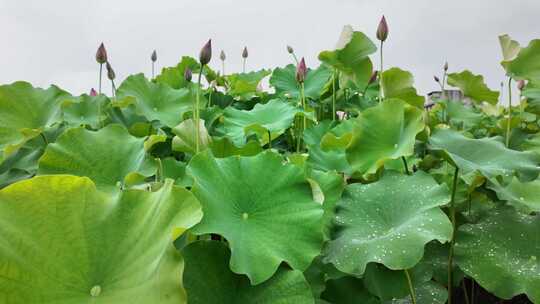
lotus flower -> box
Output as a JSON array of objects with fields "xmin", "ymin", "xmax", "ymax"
[
  {"xmin": 199, "ymin": 39, "xmax": 212, "ymax": 65},
  {"xmin": 242, "ymin": 47, "xmax": 249, "ymax": 59},
  {"xmin": 184, "ymin": 68, "xmax": 193, "ymax": 82},
  {"xmin": 434, "ymin": 75, "xmax": 440, "ymax": 83},
  {"xmin": 296, "ymin": 57, "xmax": 307, "ymax": 83},
  {"xmin": 96, "ymin": 43, "xmax": 107, "ymax": 64},
  {"xmin": 369, "ymin": 71, "xmax": 378, "ymax": 84},
  {"xmin": 220, "ymin": 50, "xmax": 226, "ymax": 61},
  {"xmin": 287, "ymin": 45, "xmax": 294, "ymax": 54},
  {"xmin": 517, "ymin": 80, "xmax": 526, "ymax": 91},
  {"xmin": 376, "ymin": 16, "xmax": 389, "ymax": 42},
  {"xmin": 151, "ymin": 50, "xmax": 157, "ymax": 62},
  {"xmin": 90, "ymin": 88, "xmax": 97, "ymax": 96},
  {"xmin": 106, "ymin": 62, "xmax": 116, "ymax": 80},
  {"xmin": 444, "ymin": 61, "xmax": 449, "ymax": 72}
]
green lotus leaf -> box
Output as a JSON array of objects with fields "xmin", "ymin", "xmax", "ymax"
[
  {"xmin": 446, "ymin": 70, "xmax": 500, "ymax": 104},
  {"xmin": 455, "ymin": 207, "xmax": 540, "ymax": 303},
  {"xmin": 172, "ymin": 119, "xmax": 211, "ymax": 154},
  {"xmin": 38, "ymin": 124, "xmax": 156, "ymax": 192},
  {"xmin": 381, "ymin": 68, "xmax": 425, "ymax": 108},
  {"xmin": 320, "ymin": 276, "xmax": 379, "ymax": 304},
  {"xmin": 522, "ymin": 133, "xmax": 540, "ymax": 155},
  {"xmin": 345, "ymin": 99, "xmax": 425, "ymax": 175},
  {"xmin": 502, "ymin": 39, "xmax": 540, "ymax": 81},
  {"xmin": 187, "ymin": 151, "xmax": 324, "ymax": 284},
  {"xmin": 61, "ymin": 94, "xmax": 110, "ymax": 128},
  {"xmin": 488, "ymin": 177, "xmax": 540, "ymax": 212},
  {"xmin": 182, "ymin": 241, "xmax": 314, "ymax": 304},
  {"xmin": 226, "ymin": 70, "xmax": 271, "ymax": 100},
  {"xmin": 0, "ymin": 82, "xmax": 69, "ymax": 163},
  {"xmin": 270, "ymin": 64, "xmax": 332, "ymax": 99},
  {"xmin": 429, "ymin": 128, "xmax": 540, "ymax": 181},
  {"xmin": 116, "ymin": 73, "xmax": 197, "ymax": 127},
  {"xmin": 499, "ymin": 34, "xmax": 521, "ymax": 62},
  {"xmin": 155, "ymin": 56, "xmax": 200, "ymax": 89},
  {"xmin": 220, "ymin": 99, "xmax": 308, "ymax": 146},
  {"xmin": 0, "ymin": 175, "xmax": 202, "ymax": 303},
  {"xmin": 304, "ymin": 121, "xmax": 353, "ymax": 175},
  {"xmin": 446, "ymin": 100, "xmax": 482, "ymax": 130},
  {"xmin": 318, "ymin": 27, "xmax": 377, "ymax": 90},
  {"xmin": 323, "ymin": 171, "xmax": 452, "ymax": 276},
  {"xmin": 209, "ymin": 137, "xmax": 263, "ymax": 158},
  {"xmin": 382, "ymin": 281, "xmax": 448, "ymax": 304}
]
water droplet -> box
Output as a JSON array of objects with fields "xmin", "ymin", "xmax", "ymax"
[
  {"xmin": 242, "ymin": 212, "xmax": 249, "ymax": 220},
  {"xmin": 90, "ymin": 285, "xmax": 101, "ymax": 297}
]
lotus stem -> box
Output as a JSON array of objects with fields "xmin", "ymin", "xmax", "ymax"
[
  {"xmin": 195, "ymin": 66, "xmax": 203, "ymax": 153},
  {"xmin": 447, "ymin": 166, "xmax": 459, "ymax": 304},
  {"xmin": 152, "ymin": 62, "xmax": 155, "ymax": 79},
  {"xmin": 155, "ymin": 158, "xmax": 163, "ymax": 183},
  {"xmin": 243, "ymin": 58, "xmax": 246, "ymax": 73},
  {"xmin": 332, "ymin": 69, "xmax": 336, "ymax": 121},
  {"xmin": 506, "ymin": 77, "xmax": 513, "ymax": 147},
  {"xmin": 404, "ymin": 269, "xmax": 417, "ymax": 304},
  {"xmin": 98, "ymin": 63, "xmax": 103, "ymax": 94},
  {"xmin": 402, "ymin": 157, "xmax": 410, "ymax": 175},
  {"xmin": 40, "ymin": 132, "xmax": 48, "ymax": 145},
  {"xmin": 379, "ymin": 41, "xmax": 384, "ymax": 102},
  {"xmin": 462, "ymin": 279, "xmax": 471, "ymax": 304},
  {"xmin": 301, "ymin": 82, "xmax": 306, "ymax": 150},
  {"xmin": 291, "ymin": 53, "xmax": 299, "ymax": 65},
  {"xmin": 267, "ymin": 130, "xmax": 272, "ymax": 149}
]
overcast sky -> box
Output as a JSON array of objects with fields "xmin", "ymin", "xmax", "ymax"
[{"xmin": 1, "ymin": 0, "xmax": 539, "ymax": 101}]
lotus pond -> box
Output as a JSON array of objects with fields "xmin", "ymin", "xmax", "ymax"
[{"xmin": 1, "ymin": 19, "xmax": 540, "ymax": 304}]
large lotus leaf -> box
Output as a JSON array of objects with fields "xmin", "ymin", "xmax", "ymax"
[
  {"xmin": 220, "ymin": 99, "xmax": 308, "ymax": 146},
  {"xmin": 323, "ymin": 171, "xmax": 452, "ymax": 276},
  {"xmin": 318, "ymin": 27, "xmax": 376, "ymax": 90},
  {"xmin": 155, "ymin": 56, "xmax": 200, "ymax": 89},
  {"xmin": 226, "ymin": 70, "xmax": 271, "ymax": 100},
  {"xmin": 0, "ymin": 175, "xmax": 202, "ymax": 303},
  {"xmin": 172, "ymin": 119, "xmax": 211, "ymax": 154},
  {"xmin": 446, "ymin": 100, "xmax": 482, "ymax": 130},
  {"xmin": 381, "ymin": 68, "xmax": 425, "ymax": 108},
  {"xmin": 182, "ymin": 241, "xmax": 314, "ymax": 304},
  {"xmin": 446, "ymin": 70, "xmax": 500, "ymax": 104},
  {"xmin": 304, "ymin": 121, "xmax": 353, "ymax": 175},
  {"xmin": 321, "ymin": 276, "xmax": 379, "ymax": 304},
  {"xmin": 383, "ymin": 281, "xmax": 448, "ymax": 304},
  {"xmin": 0, "ymin": 82, "xmax": 69, "ymax": 163},
  {"xmin": 116, "ymin": 73, "xmax": 196, "ymax": 127},
  {"xmin": 270, "ymin": 64, "xmax": 332, "ymax": 99},
  {"xmin": 499, "ymin": 34, "xmax": 521, "ymax": 62},
  {"xmin": 488, "ymin": 177, "xmax": 540, "ymax": 212},
  {"xmin": 523, "ymin": 133, "xmax": 540, "ymax": 155},
  {"xmin": 455, "ymin": 207, "xmax": 540, "ymax": 303},
  {"xmin": 187, "ymin": 151, "xmax": 324, "ymax": 284},
  {"xmin": 345, "ymin": 99, "xmax": 425, "ymax": 175},
  {"xmin": 502, "ymin": 39, "xmax": 540, "ymax": 81},
  {"xmin": 209, "ymin": 137, "xmax": 263, "ymax": 158},
  {"xmin": 38, "ymin": 124, "xmax": 156, "ymax": 191},
  {"xmin": 61, "ymin": 94, "xmax": 110, "ymax": 128},
  {"xmin": 429, "ymin": 128, "xmax": 540, "ymax": 181}
]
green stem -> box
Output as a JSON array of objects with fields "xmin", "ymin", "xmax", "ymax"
[
  {"xmin": 301, "ymin": 82, "xmax": 306, "ymax": 150},
  {"xmin": 222, "ymin": 60, "xmax": 225, "ymax": 76},
  {"xmin": 152, "ymin": 62, "xmax": 155, "ymax": 79},
  {"xmin": 208, "ymin": 87, "xmax": 213, "ymax": 107},
  {"xmin": 155, "ymin": 157, "xmax": 163, "ymax": 183},
  {"xmin": 506, "ymin": 77, "xmax": 513, "ymax": 147},
  {"xmin": 292, "ymin": 53, "xmax": 299, "ymax": 65},
  {"xmin": 462, "ymin": 279, "xmax": 471, "ymax": 304},
  {"xmin": 401, "ymin": 156, "xmax": 410, "ymax": 175},
  {"xmin": 243, "ymin": 59, "xmax": 246, "ymax": 73},
  {"xmin": 332, "ymin": 70, "xmax": 336, "ymax": 121},
  {"xmin": 448, "ymin": 166, "xmax": 459, "ymax": 304},
  {"xmin": 40, "ymin": 132, "xmax": 48, "ymax": 145},
  {"xmin": 404, "ymin": 269, "xmax": 417, "ymax": 304},
  {"xmin": 442, "ymin": 72, "xmax": 448, "ymax": 123},
  {"xmin": 98, "ymin": 63, "xmax": 103, "ymax": 94},
  {"xmin": 267, "ymin": 130, "xmax": 272, "ymax": 150},
  {"xmin": 195, "ymin": 66, "xmax": 203, "ymax": 154},
  {"xmin": 379, "ymin": 41, "xmax": 384, "ymax": 102}
]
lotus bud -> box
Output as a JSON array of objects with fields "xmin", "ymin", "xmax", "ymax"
[
  {"xmin": 296, "ymin": 57, "xmax": 307, "ymax": 83},
  {"xmin": 287, "ymin": 45, "xmax": 294, "ymax": 54},
  {"xmin": 105, "ymin": 62, "xmax": 116, "ymax": 80},
  {"xmin": 443, "ymin": 61, "xmax": 448, "ymax": 72},
  {"xmin": 199, "ymin": 39, "xmax": 212, "ymax": 65},
  {"xmin": 90, "ymin": 88, "xmax": 97, "ymax": 96},
  {"xmin": 517, "ymin": 80, "xmax": 526, "ymax": 91},
  {"xmin": 220, "ymin": 50, "xmax": 226, "ymax": 61},
  {"xmin": 242, "ymin": 46, "xmax": 249, "ymax": 59},
  {"xmin": 376, "ymin": 15, "xmax": 389, "ymax": 42},
  {"xmin": 96, "ymin": 43, "xmax": 107, "ymax": 64},
  {"xmin": 151, "ymin": 50, "xmax": 157, "ymax": 62},
  {"xmin": 368, "ymin": 71, "xmax": 378, "ymax": 84},
  {"xmin": 434, "ymin": 75, "xmax": 440, "ymax": 83},
  {"xmin": 184, "ymin": 67, "xmax": 193, "ymax": 82}
]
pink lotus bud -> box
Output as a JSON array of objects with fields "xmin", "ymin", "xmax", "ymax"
[
  {"xmin": 90, "ymin": 88, "xmax": 97, "ymax": 96},
  {"xmin": 517, "ymin": 80, "xmax": 526, "ymax": 91},
  {"xmin": 151, "ymin": 50, "xmax": 157, "ymax": 62},
  {"xmin": 368, "ymin": 71, "xmax": 378, "ymax": 84},
  {"xmin": 184, "ymin": 67, "xmax": 192, "ymax": 82},
  {"xmin": 242, "ymin": 46, "xmax": 249, "ymax": 59},
  {"xmin": 96, "ymin": 43, "xmax": 107, "ymax": 64},
  {"xmin": 336, "ymin": 111, "xmax": 347, "ymax": 120},
  {"xmin": 444, "ymin": 61, "xmax": 448, "ymax": 72},
  {"xmin": 287, "ymin": 45, "xmax": 294, "ymax": 54},
  {"xmin": 376, "ymin": 16, "xmax": 389, "ymax": 42},
  {"xmin": 199, "ymin": 39, "xmax": 212, "ymax": 65},
  {"xmin": 296, "ymin": 57, "xmax": 307, "ymax": 83},
  {"xmin": 220, "ymin": 50, "xmax": 226, "ymax": 61},
  {"xmin": 434, "ymin": 75, "xmax": 440, "ymax": 83},
  {"xmin": 106, "ymin": 62, "xmax": 116, "ymax": 80}
]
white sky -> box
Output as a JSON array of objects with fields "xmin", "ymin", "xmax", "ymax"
[{"xmin": 1, "ymin": 0, "xmax": 539, "ymax": 101}]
